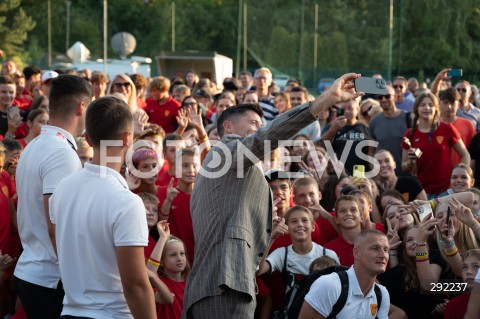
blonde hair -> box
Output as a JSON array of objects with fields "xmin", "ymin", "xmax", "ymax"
[
  {"xmin": 107, "ymin": 74, "xmax": 138, "ymax": 111},
  {"xmin": 148, "ymin": 76, "xmax": 170, "ymax": 93},
  {"xmin": 75, "ymin": 137, "xmax": 91, "ymax": 152},
  {"xmin": 462, "ymin": 249, "xmax": 480, "ymax": 261},
  {"xmin": 309, "ymin": 256, "xmax": 338, "ymax": 273},
  {"xmin": 137, "ymin": 192, "xmax": 159, "ymax": 205},
  {"xmin": 158, "ymin": 236, "xmax": 191, "ymax": 278},
  {"xmin": 284, "ymin": 206, "xmax": 314, "ymax": 225}
]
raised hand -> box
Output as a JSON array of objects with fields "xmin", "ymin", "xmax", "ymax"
[
  {"xmin": 271, "ymin": 217, "xmax": 288, "ymax": 241},
  {"xmin": 156, "ymin": 220, "xmax": 170, "ymax": 239},
  {"xmin": 187, "ymin": 104, "xmax": 203, "ymax": 130},
  {"xmin": 449, "ymin": 197, "xmax": 477, "ymax": 228},
  {"xmin": 166, "ymin": 178, "xmax": 179, "ymax": 202},
  {"xmin": 328, "ymin": 73, "xmax": 364, "ymax": 103},
  {"xmin": 415, "ymin": 213, "xmax": 437, "ymax": 243},
  {"xmin": 386, "ymin": 218, "xmax": 402, "ymax": 250},
  {"xmin": 175, "ymin": 108, "xmax": 188, "ymax": 129}
]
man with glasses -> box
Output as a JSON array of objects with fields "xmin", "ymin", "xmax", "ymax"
[
  {"xmin": 254, "ymin": 67, "xmax": 278, "ymax": 123},
  {"xmin": 369, "ymin": 85, "xmax": 410, "ymax": 176},
  {"xmin": 392, "ymin": 76, "xmax": 414, "ymax": 112},
  {"xmin": 455, "ymin": 80, "xmax": 480, "ymax": 132}
]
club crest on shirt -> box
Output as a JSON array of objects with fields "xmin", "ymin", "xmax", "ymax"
[
  {"xmin": 436, "ymin": 136, "xmax": 444, "ymax": 144},
  {"xmin": 164, "ymin": 110, "xmax": 170, "ymax": 117},
  {"xmin": 370, "ymin": 304, "xmax": 378, "ymax": 317}
]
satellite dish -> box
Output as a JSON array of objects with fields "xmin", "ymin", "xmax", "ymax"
[
  {"xmin": 111, "ymin": 32, "xmax": 136, "ymax": 59},
  {"xmin": 67, "ymin": 41, "xmax": 90, "ymax": 62}
]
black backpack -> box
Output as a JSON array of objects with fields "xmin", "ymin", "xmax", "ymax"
[{"xmin": 275, "ymin": 265, "xmax": 383, "ymax": 319}]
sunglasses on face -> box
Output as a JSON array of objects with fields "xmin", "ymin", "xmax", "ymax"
[
  {"xmin": 374, "ymin": 94, "xmax": 391, "ymax": 100},
  {"xmin": 114, "ymin": 82, "xmax": 131, "ymax": 89},
  {"xmin": 457, "ymin": 88, "xmax": 467, "ymax": 93},
  {"xmin": 393, "ymin": 85, "xmax": 403, "ymax": 89}
]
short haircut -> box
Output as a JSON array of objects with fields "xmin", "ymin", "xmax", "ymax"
[
  {"xmin": 178, "ymin": 147, "xmax": 197, "ymax": 158},
  {"xmin": 468, "ymin": 187, "xmax": 480, "ymax": 199},
  {"xmin": 217, "ymin": 103, "xmax": 263, "ymax": 137},
  {"xmin": 132, "ymin": 148, "xmax": 158, "ymax": 169},
  {"xmin": 290, "ymin": 86, "xmax": 309, "ymax": 99},
  {"xmin": 1, "ymin": 138, "xmax": 23, "ymax": 152},
  {"xmin": 354, "ymin": 229, "xmax": 387, "ymax": 248},
  {"xmin": 90, "ymin": 71, "xmax": 109, "ymax": 84},
  {"xmin": 239, "ymin": 71, "xmax": 252, "ymax": 79},
  {"xmin": 284, "ymin": 205, "xmax": 314, "ymax": 224},
  {"xmin": 173, "ymin": 84, "xmax": 190, "ymax": 95},
  {"xmin": 129, "ymin": 73, "xmax": 147, "ymax": 90},
  {"xmin": 309, "ymin": 256, "xmax": 338, "ymax": 273},
  {"xmin": 23, "ymin": 65, "xmax": 42, "ymax": 81},
  {"xmin": 162, "ymin": 133, "xmax": 183, "ymax": 152},
  {"xmin": 438, "ymin": 87, "xmax": 460, "ymax": 104},
  {"xmin": 137, "ymin": 192, "xmax": 160, "ymax": 205},
  {"xmin": 254, "ymin": 67, "xmax": 272, "ymax": 81},
  {"xmin": 137, "ymin": 124, "xmax": 166, "ymax": 142},
  {"xmin": 214, "ymin": 92, "xmax": 236, "ymax": 106},
  {"xmin": 0, "ymin": 76, "xmax": 15, "ymax": 85},
  {"xmin": 334, "ymin": 194, "xmax": 359, "ymax": 214},
  {"xmin": 393, "ymin": 76, "xmax": 407, "ymax": 84},
  {"xmin": 27, "ymin": 108, "xmax": 48, "ymax": 123},
  {"xmin": 149, "ymin": 76, "xmax": 170, "ymax": 92},
  {"xmin": 85, "ymin": 96, "xmax": 133, "ymax": 147},
  {"xmin": 49, "ymin": 75, "xmax": 92, "ymax": 119},
  {"xmin": 349, "ymin": 189, "xmax": 372, "ymax": 206},
  {"xmin": 292, "ymin": 176, "xmax": 319, "ymax": 192},
  {"xmin": 30, "ymin": 95, "xmax": 48, "ymax": 110},
  {"xmin": 462, "ymin": 249, "xmax": 480, "ymax": 262}
]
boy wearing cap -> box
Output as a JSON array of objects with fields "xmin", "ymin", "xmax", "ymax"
[{"xmin": 40, "ymin": 70, "xmax": 59, "ymax": 97}]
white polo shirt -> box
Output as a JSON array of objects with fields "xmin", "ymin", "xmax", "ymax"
[
  {"xmin": 50, "ymin": 162, "xmax": 149, "ymax": 319},
  {"xmin": 305, "ymin": 266, "xmax": 390, "ymax": 319},
  {"xmin": 15, "ymin": 125, "xmax": 81, "ymax": 288}
]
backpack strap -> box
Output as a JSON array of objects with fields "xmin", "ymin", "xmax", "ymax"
[
  {"xmin": 326, "ymin": 270, "xmax": 349, "ymax": 319},
  {"xmin": 374, "ymin": 284, "xmax": 382, "ymax": 319},
  {"xmin": 281, "ymin": 247, "xmax": 295, "ymax": 288}
]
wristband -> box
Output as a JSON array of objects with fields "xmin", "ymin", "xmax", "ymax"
[
  {"xmin": 429, "ymin": 199, "xmax": 436, "ymax": 212},
  {"xmin": 415, "ymin": 257, "xmax": 430, "ymax": 263},
  {"xmin": 198, "ymin": 135, "xmax": 208, "ymax": 144},
  {"xmin": 4, "ymin": 132, "xmax": 15, "ymax": 139},
  {"xmin": 148, "ymin": 256, "xmax": 160, "ymax": 264},
  {"xmin": 416, "ymin": 252, "xmax": 429, "ymax": 257},
  {"xmin": 445, "ymin": 248, "xmax": 459, "ymax": 257},
  {"xmin": 442, "ymin": 240, "xmax": 456, "ymax": 248},
  {"xmin": 147, "ymin": 258, "xmax": 160, "ymax": 267}
]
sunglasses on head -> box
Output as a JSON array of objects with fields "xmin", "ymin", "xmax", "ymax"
[
  {"xmin": 374, "ymin": 94, "xmax": 391, "ymax": 100},
  {"xmin": 457, "ymin": 88, "xmax": 467, "ymax": 93},
  {"xmin": 114, "ymin": 82, "xmax": 131, "ymax": 88},
  {"xmin": 393, "ymin": 85, "xmax": 403, "ymax": 90},
  {"xmin": 361, "ymin": 105, "xmax": 373, "ymax": 117}
]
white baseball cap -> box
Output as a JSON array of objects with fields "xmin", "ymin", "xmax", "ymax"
[{"xmin": 41, "ymin": 70, "xmax": 59, "ymax": 84}]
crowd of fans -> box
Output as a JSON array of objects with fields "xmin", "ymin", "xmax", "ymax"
[{"xmin": 1, "ymin": 56, "xmax": 480, "ymax": 319}]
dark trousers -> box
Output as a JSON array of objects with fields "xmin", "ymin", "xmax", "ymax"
[
  {"xmin": 187, "ymin": 288, "xmax": 255, "ymax": 319},
  {"xmin": 14, "ymin": 276, "xmax": 64, "ymax": 319}
]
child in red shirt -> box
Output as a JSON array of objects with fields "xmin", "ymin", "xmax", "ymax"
[
  {"xmin": 158, "ymin": 148, "xmax": 199, "ymax": 264},
  {"xmin": 147, "ymin": 223, "xmax": 190, "ymax": 319},
  {"xmin": 156, "ymin": 134, "xmax": 185, "ymax": 188}
]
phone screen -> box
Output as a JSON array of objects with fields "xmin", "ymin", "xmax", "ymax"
[
  {"xmin": 446, "ymin": 206, "xmax": 451, "ymax": 233},
  {"xmin": 7, "ymin": 106, "xmax": 20, "ymax": 121},
  {"xmin": 353, "ymin": 165, "xmax": 365, "ymax": 178}
]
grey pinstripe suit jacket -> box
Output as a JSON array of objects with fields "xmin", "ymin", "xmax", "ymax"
[{"xmin": 183, "ymin": 103, "xmax": 317, "ymax": 314}]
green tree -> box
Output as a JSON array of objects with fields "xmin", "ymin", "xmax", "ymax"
[{"xmin": 0, "ymin": 0, "xmax": 35, "ymax": 59}]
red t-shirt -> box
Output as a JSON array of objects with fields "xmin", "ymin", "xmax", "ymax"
[
  {"xmin": 145, "ymin": 96, "xmax": 181, "ymax": 133},
  {"xmin": 156, "ymin": 276, "xmax": 186, "ymax": 319},
  {"xmin": 13, "ymin": 96, "xmax": 32, "ymax": 111},
  {"xmin": 0, "ymin": 171, "xmax": 14, "ymax": 254},
  {"xmin": 156, "ymin": 162, "xmax": 177, "ymax": 188},
  {"xmin": 444, "ymin": 293, "xmax": 470, "ymax": 319},
  {"xmin": 449, "ymin": 118, "xmax": 475, "ymax": 165},
  {"xmin": 144, "ymin": 235, "xmax": 157, "ymax": 260},
  {"xmin": 402, "ymin": 122, "xmax": 461, "ymax": 194},
  {"xmin": 157, "ymin": 187, "xmax": 194, "ymax": 264},
  {"xmin": 137, "ymin": 97, "xmax": 147, "ymax": 110},
  {"xmin": 324, "ymin": 235, "xmax": 355, "ymax": 267},
  {"xmin": 375, "ymin": 222, "xmax": 385, "ymax": 233}
]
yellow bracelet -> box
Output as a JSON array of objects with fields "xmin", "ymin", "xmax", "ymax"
[
  {"xmin": 429, "ymin": 199, "xmax": 436, "ymax": 212},
  {"xmin": 445, "ymin": 248, "xmax": 459, "ymax": 257},
  {"xmin": 147, "ymin": 258, "xmax": 160, "ymax": 267}
]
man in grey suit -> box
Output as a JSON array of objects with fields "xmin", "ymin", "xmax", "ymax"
[{"xmin": 183, "ymin": 73, "xmax": 364, "ymax": 319}]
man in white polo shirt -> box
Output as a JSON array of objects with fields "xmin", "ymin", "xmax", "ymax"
[
  {"xmin": 14, "ymin": 75, "xmax": 92, "ymax": 318},
  {"xmin": 299, "ymin": 229, "xmax": 390, "ymax": 319},
  {"xmin": 49, "ymin": 96, "xmax": 156, "ymax": 319}
]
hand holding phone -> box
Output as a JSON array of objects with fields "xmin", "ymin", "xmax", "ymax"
[
  {"xmin": 417, "ymin": 203, "xmax": 433, "ymax": 222},
  {"xmin": 7, "ymin": 106, "xmax": 20, "ymax": 122},
  {"xmin": 354, "ymin": 77, "xmax": 388, "ymax": 95}
]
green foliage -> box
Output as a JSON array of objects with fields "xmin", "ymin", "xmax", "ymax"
[{"xmin": 0, "ymin": 0, "xmax": 35, "ymax": 59}]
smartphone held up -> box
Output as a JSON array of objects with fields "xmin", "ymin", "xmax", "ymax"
[{"xmin": 354, "ymin": 77, "xmax": 388, "ymax": 96}]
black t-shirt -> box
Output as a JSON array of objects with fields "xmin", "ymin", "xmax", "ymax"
[
  {"xmin": 395, "ymin": 176, "xmax": 424, "ymax": 202},
  {"xmin": 332, "ymin": 122, "xmax": 371, "ymax": 175},
  {"xmin": 0, "ymin": 111, "xmax": 7, "ymax": 137},
  {"xmin": 469, "ymin": 132, "xmax": 480, "ymax": 188},
  {"xmin": 378, "ymin": 263, "xmax": 445, "ymax": 319}
]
